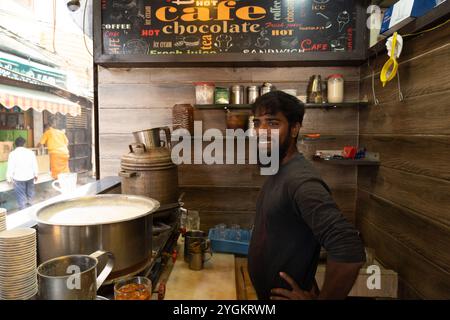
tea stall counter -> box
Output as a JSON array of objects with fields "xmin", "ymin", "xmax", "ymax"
[{"xmin": 164, "ymin": 236, "xmax": 237, "ymax": 300}]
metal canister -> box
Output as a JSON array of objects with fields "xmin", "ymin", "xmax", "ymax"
[
  {"xmin": 260, "ymin": 82, "xmax": 273, "ymax": 96},
  {"xmin": 247, "ymin": 86, "xmax": 259, "ymax": 104},
  {"xmin": 231, "ymin": 85, "xmax": 244, "ymax": 104},
  {"xmin": 189, "ymin": 252, "xmax": 204, "ymax": 271}
]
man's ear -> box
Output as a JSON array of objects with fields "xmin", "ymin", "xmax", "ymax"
[{"xmin": 291, "ymin": 122, "xmax": 301, "ymax": 138}]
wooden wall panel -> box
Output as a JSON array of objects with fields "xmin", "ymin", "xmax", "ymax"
[
  {"xmin": 300, "ymin": 108, "xmax": 359, "ymax": 135},
  {"xmin": 99, "ymin": 66, "xmax": 360, "ymax": 176},
  {"xmin": 359, "ymin": 135, "xmax": 450, "ymax": 181},
  {"xmin": 99, "ymin": 108, "xmax": 172, "ymax": 134},
  {"xmin": 180, "ymin": 186, "xmax": 259, "ymax": 213},
  {"xmin": 360, "ymin": 44, "xmax": 450, "ymax": 105},
  {"xmin": 99, "ymin": 134, "xmax": 132, "ymax": 160},
  {"xmin": 98, "ymin": 65, "xmax": 360, "ymax": 243},
  {"xmin": 193, "ymin": 109, "xmax": 227, "ymax": 133},
  {"xmin": 357, "ymin": 25, "xmax": 450, "ymax": 299},
  {"xmin": 357, "ymin": 190, "xmax": 450, "ymax": 273},
  {"xmin": 358, "ymin": 216, "xmax": 450, "ymax": 299},
  {"xmin": 359, "ymin": 90, "xmax": 450, "ymax": 135},
  {"xmin": 360, "ymin": 25, "xmax": 450, "ymax": 79},
  {"xmin": 144, "ymin": 67, "xmax": 361, "ymax": 83},
  {"xmin": 98, "ymin": 83, "xmax": 194, "ymax": 108},
  {"xmin": 98, "ymin": 67, "xmax": 151, "ymax": 84},
  {"xmin": 358, "ymin": 166, "xmax": 450, "ymax": 228},
  {"xmin": 179, "ymin": 164, "xmax": 260, "ymax": 187}
]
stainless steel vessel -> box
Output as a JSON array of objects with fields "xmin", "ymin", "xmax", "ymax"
[
  {"xmin": 231, "ymin": 85, "xmax": 244, "ymax": 104},
  {"xmin": 36, "ymin": 194, "xmax": 159, "ymax": 284},
  {"xmin": 133, "ymin": 127, "xmax": 172, "ymax": 149},
  {"xmin": 184, "ymin": 230, "xmax": 211, "ymax": 262},
  {"xmin": 37, "ymin": 250, "xmax": 114, "ymax": 300},
  {"xmin": 120, "ymin": 127, "xmax": 179, "ymax": 205}
]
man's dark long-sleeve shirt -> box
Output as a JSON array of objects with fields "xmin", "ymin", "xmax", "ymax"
[{"xmin": 248, "ymin": 153, "xmax": 366, "ymax": 300}]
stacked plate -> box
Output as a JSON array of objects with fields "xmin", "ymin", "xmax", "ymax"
[
  {"xmin": 0, "ymin": 209, "xmax": 6, "ymax": 232},
  {"xmin": 0, "ymin": 228, "xmax": 37, "ymax": 300}
]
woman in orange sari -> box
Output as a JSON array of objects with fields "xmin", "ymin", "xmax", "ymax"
[{"xmin": 38, "ymin": 121, "xmax": 70, "ymax": 179}]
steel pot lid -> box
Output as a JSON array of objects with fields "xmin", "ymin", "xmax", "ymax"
[{"xmin": 36, "ymin": 194, "xmax": 160, "ymax": 226}]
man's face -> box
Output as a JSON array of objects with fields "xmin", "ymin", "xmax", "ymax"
[{"xmin": 253, "ymin": 111, "xmax": 293, "ymax": 160}]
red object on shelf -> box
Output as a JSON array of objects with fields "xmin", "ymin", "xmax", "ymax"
[{"xmin": 343, "ymin": 146, "xmax": 357, "ymax": 159}]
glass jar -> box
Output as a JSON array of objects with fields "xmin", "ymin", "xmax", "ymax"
[
  {"xmin": 114, "ymin": 277, "xmax": 152, "ymax": 300},
  {"xmin": 187, "ymin": 210, "xmax": 200, "ymax": 231},
  {"xmin": 195, "ymin": 82, "xmax": 215, "ymax": 105},
  {"xmin": 327, "ymin": 74, "xmax": 344, "ymax": 103}
]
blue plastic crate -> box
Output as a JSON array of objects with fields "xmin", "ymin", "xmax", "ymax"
[{"xmin": 208, "ymin": 228, "xmax": 251, "ymax": 255}]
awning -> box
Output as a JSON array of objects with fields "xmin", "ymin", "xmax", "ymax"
[{"xmin": 0, "ymin": 84, "xmax": 81, "ymax": 116}]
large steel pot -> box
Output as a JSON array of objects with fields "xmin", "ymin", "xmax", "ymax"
[
  {"xmin": 36, "ymin": 194, "xmax": 159, "ymax": 284},
  {"xmin": 119, "ymin": 127, "xmax": 179, "ymax": 206}
]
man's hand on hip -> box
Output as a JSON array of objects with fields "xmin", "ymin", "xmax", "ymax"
[{"xmin": 270, "ymin": 272, "xmax": 318, "ymax": 300}]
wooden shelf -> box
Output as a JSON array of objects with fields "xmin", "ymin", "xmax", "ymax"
[
  {"xmin": 313, "ymin": 158, "xmax": 380, "ymax": 166},
  {"xmin": 300, "ymin": 136, "xmax": 337, "ymax": 142},
  {"xmin": 368, "ymin": 2, "xmax": 450, "ymax": 57},
  {"xmin": 194, "ymin": 104, "xmax": 251, "ymax": 110},
  {"xmin": 194, "ymin": 101, "xmax": 368, "ymax": 110},
  {"xmin": 304, "ymin": 102, "xmax": 368, "ymax": 109}
]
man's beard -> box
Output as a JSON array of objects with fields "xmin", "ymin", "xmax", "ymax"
[
  {"xmin": 278, "ymin": 135, "xmax": 291, "ymax": 162},
  {"xmin": 257, "ymin": 130, "xmax": 291, "ymax": 168}
]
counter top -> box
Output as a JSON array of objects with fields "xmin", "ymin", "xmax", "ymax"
[
  {"xmin": 5, "ymin": 176, "xmax": 121, "ymax": 230},
  {"xmin": 164, "ymin": 237, "xmax": 237, "ymax": 300}
]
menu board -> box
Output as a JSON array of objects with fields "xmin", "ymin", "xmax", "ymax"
[{"xmin": 96, "ymin": 0, "xmax": 365, "ymax": 64}]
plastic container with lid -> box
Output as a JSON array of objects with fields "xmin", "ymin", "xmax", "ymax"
[
  {"xmin": 194, "ymin": 82, "xmax": 215, "ymax": 105},
  {"xmin": 327, "ymin": 74, "xmax": 344, "ymax": 103}
]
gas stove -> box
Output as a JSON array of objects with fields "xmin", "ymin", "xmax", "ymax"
[{"xmin": 97, "ymin": 211, "xmax": 181, "ymax": 300}]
